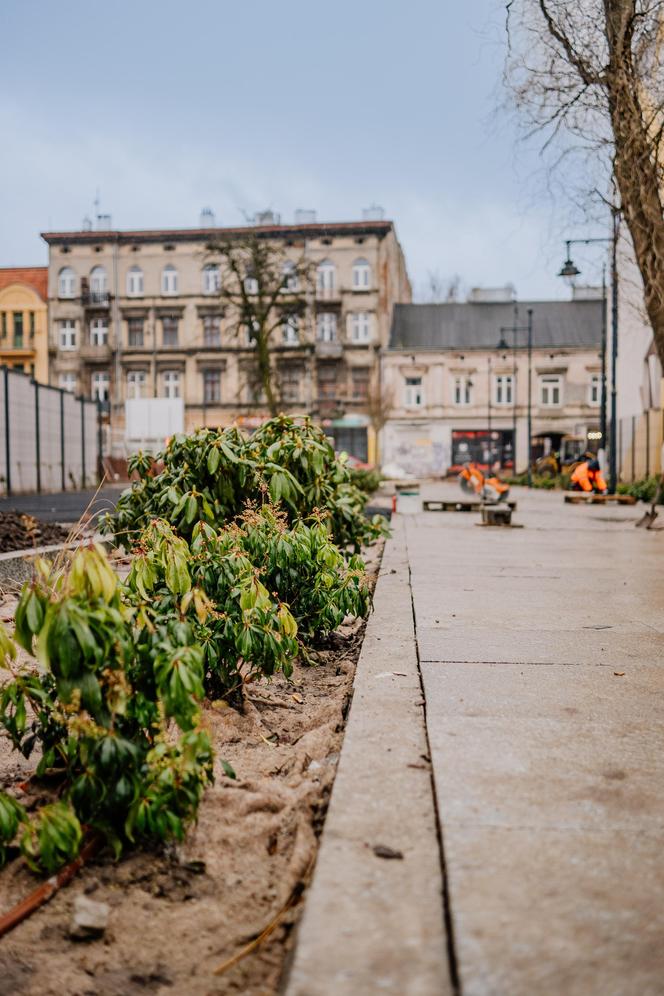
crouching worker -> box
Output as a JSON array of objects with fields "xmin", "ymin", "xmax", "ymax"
[{"xmin": 570, "ymin": 458, "xmax": 608, "ymax": 494}]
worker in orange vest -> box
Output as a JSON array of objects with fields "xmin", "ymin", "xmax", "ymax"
[{"xmin": 570, "ymin": 458, "xmax": 608, "ymax": 494}]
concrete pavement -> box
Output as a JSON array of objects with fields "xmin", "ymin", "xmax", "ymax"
[{"xmin": 409, "ymin": 483, "xmax": 664, "ymax": 996}]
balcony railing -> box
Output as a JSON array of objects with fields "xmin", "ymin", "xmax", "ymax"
[
  {"xmin": 82, "ymin": 290, "xmax": 111, "ymax": 307},
  {"xmin": 315, "ymin": 340, "xmax": 343, "ymax": 358},
  {"xmin": 80, "ymin": 342, "xmax": 112, "ymax": 360}
]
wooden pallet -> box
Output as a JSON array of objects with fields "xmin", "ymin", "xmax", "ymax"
[
  {"xmin": 423, "ymin": 499, "xmax": 517, "ymax": 513},
  {"xmin": 563, "ymin": 492, "xmax": 637, "ymax": 505}
]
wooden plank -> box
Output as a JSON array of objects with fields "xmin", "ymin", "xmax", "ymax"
[
  {"xmin": 423, "ymin": 500, "xmax": 517, "ymax": 512},
  {"xmin": 563, "ymin": 492, "xmax": 637, "ymax": 505}
]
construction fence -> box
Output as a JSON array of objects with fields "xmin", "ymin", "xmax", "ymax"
[
  {"xmin": 618, "ymin": 409, "xmax": 663, "ymax": 482},
  {"xmin": 0, "ymin": 367, "xmax": 100, "ymax": 495}
]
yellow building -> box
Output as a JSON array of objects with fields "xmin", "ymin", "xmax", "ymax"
[{"xmin": 0, "ymin": 267, "xmax": 49, "ymax": 382}]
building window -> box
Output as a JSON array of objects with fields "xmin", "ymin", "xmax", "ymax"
[
  {"xmin": 59, "ymin": 372, "xmax": 77, "ymax": 393},
  {"xmin": 127, "ymin": 266, "xmax": 144, "ymax": 297},
  {"xmin": 162, "ymin": 316, "xmax": 179, "ymax": 347},
  {"xmin": 244, "ymin": 274, "xmax": 258, "ymax": 295},
  {"xmin": 161, "ymin": 265, "xmax": 178, "ymax": 295},
  {"xmin": 351, "ymin": 367, "xmax": 370, "ymax": 400},
  {"xmin": 127, "ymin": 370, "xmax": 147, "ymax": 399},
  {"xmin": 90, "ymin": 317, "xmax": 108, "ymax": 347},
  {"xmin": 280, "ymin": 366, "xmax": 301, "ymax": 403},
  {"xmin": 203, "ymin": 315, "xmax": 221, "ymax": 346},
  {"xmin": 318, "ymin": 365, "xmax": 338, "ymax": 400},
  {"xmin": 589, "ymin": 373, "xmax": 600, "ymax": 405},
  {"xmin": 89, "ymin": 266, "xmax": 107, "ymax": 300},
  {"xmin": 540, "ymin": 374, "xmax": 562, "ymax": 407},
  {"xmin": 282, "ymin": 314, "xmax": 299, "ymax": 345},
  {"xmin": 352, "ymin": 258, "xmax": 371, "ymax": 289},
  {"xmin": 163, "ymin": 370, "xmax": 181, "ymax": 399},
  {"xmin": 58, "ymin": 267, "xmax": 76, "ymax": 298},
  {"xmin": 349, "ymin": 312, "xmax": 371, "ymax": 343},
  {"xmin": 282, "ymin": 261, "xmax": 298, "ymax": 292},
  {"xmin": 203, "ymin": 265, "xmax": 221, "ymax": 294},
  {"xmin": 203, "ymin": 369, "xmax": 221, "ymax": 403},
  {"xmin": 494, "ymin": 374, "xmax": 513, "ymax": 406},
  {"xmin": 29, "ymin": 312, "xmax": 35, "ymax": 339},
  {"xmin": 91, "ymin": 371, "xmax": 110, "ymax": 402},
  {"xmin": 243, "ymin": 320, "xmax": 259, "ymax": 346},
  {"xmin": 453, "ymin": 376, "xmax": 472, "ymax": 406},
  {"xmin": 59, "ymin": 320, "xmax": 77, "ymax": 350},
  {"xmin": 12, "ymin": 313, "xmax": 24, "ymax": 349},
  {"xmin": 316, "ymin": 312, "xmax": 337, "ymax": 342},
  {"xmin": 128, "ymin": 317, "xmax": 144, "ymax": 347},
  {"xmin": 1, "ymin": 313, "xmax": 6, "ymax": 338},
  {"xmin": 404, "ymin": 376, "xmax": 423, "ymax": 408},
  {"xmin": 316, "ymin": 259, "xmax": 336, "ymax": 297}
]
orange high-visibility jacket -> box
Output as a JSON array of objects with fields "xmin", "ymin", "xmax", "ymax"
[{"xmin": 571, "ymin": 461, "xmax": 607, "ymax": 492}]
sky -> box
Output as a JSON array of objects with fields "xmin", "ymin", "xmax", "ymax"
[{"xmin": 0, "ymin": 0, "xmax": 607, "ymax": 300}]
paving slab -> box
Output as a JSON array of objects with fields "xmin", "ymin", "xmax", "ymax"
[{"xmin": 406, "ymin": 484, "xmax": 664, "ymax": 995}]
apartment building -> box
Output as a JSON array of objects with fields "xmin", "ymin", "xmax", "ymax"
[
  {"xmin": 382, "ymin": 291, "xmax": 604, "ymax": 476},
  {"xmin": 0, "ymin": 267, "xmax": 49, "ymax": 381},
  {"xmin": 42, "ymin": 211, "xmax": 411, "ymax": 460}
]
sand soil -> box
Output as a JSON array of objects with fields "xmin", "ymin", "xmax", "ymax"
[{"xmin": 0, "ymin": 540, "xmax": 383, "ymax": 996}]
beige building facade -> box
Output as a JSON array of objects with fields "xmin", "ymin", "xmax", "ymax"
[
  {"xmin": 42, "ymin": 216, "xmax": 411, "ymax": 461},
  {"xmin": 0, "ymin": 267, "xmax": 49, "ymax": 382},
  {"xmin": 382, "ymin": 295, "xmax": 605, "ymax": 477}
]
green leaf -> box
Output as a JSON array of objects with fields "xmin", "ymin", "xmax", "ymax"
[{"xmin": 221, "ymin": 759, "xmax": 236, "ymax": 780}]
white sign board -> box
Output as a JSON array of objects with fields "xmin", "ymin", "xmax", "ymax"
[{"xmin": 125, "ymin": 398, "xmax": 184, "ymax": 452}]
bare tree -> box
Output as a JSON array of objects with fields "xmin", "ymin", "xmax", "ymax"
[
  {"xmin": 505, "ymin": 1, "xmax": 664, "ymax": 363},
  {"xmin": 205, "ymin": 232, "xmax": 313, "ymax": 415},
  {"xmin": 420, "ymin": 270, "xmax": 462, "ymax": 303},
  {"xmin": 366, "ymin": 381, "xmax": 395, "ymax": 465}
]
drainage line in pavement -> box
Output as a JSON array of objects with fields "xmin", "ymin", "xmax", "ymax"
[{"xmin": 405, "ymin": 525, "xmax": 462, "ymax": 996}]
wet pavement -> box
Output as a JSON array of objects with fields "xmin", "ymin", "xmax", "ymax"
[
  {"xmin": 0, "ymin": 485, "xmax": 125, "ymax": 523},
  {"xmin": 405, "ymin": 483, "xmax": 664, "ymax": 996}
]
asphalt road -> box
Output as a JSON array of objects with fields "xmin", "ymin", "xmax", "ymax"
[{"xmin": 0, "ymin": 486, "xmax": 127, "ymax": 524}]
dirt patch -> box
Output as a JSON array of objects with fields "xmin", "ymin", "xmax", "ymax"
[
  {"xmin": 0, "ymin": 512, "xmax": 70, "ymax": 553},
  {"xmin": 0, "ymin": 541, "xmax": 383, "ymax": 996}
]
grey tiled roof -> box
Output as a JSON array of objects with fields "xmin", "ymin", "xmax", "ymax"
[{"xmin": 389, "ymin": 300, "xmax": 603, "ymax": 350}]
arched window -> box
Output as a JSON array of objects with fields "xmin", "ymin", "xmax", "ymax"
[
  {"xmin": 203, "ymin": 264, "xmax": 221, "ymax": 294},
  {"xmin": 127, "ymin": 266, "xmax": 144, "ymax": 297},
  {"xmin": 90, "ymin": 266, "xmax": 107, "ymax": 296},
  {"xmin": 352, "ymin": 258, "xmax": 371, "ymax": 289},
  {"xmin": 161, "ymin": 265, "xmax": 178, "ymax": 295},
  {"xmin": 58, "ymin": 267, "xmax": 76, "ymax": 299},
  {"xmin": 316, "ymin": 259, "xmax": 336, "ymax": 297}
]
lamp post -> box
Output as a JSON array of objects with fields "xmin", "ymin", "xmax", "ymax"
[
  {"xmin": 558, "ymin": 207, "xmax": 620, "ymax": 491},
  {"xmin": 497, "ymin": 307, "xmax": 534, "ymax": 486}
]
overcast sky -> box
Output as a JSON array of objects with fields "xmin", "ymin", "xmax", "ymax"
[{"xmin": 0, "ymin": 0, "xmax": 604, "ymax": 299}]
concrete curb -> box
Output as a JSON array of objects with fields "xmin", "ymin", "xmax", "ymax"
[
  {"xmin": 284, "ymin": 519, "xmax": 452, "ymax": 996},
  {"xmin": 0, "ymin": 535, "xmax": 112, "ymax": 588}
]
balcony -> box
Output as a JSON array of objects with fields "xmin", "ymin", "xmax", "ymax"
[
  {"xmin": 315, "ymin": 340, "xmax": 343, "ymax": 359},
  {"xmin": 80, "ymin": 342, "xmax": 112, "ymax": 361},
  {"xmin": 82, "ymin": 290, "xmax": 111, "ymax": 308}
]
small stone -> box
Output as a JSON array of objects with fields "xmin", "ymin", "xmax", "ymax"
[
  {"xmin": 69, "ymin": 894, "xmax": 110, "ymax": 941},
  {"xmin": 372, "ymin": 844, "xmax": 404, "ymax": 860}
]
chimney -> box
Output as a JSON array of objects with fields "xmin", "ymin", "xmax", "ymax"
[
  {"xmin": 294, "ymin": 209, "xmax": 317, "ymax": 224},
  {"xmin": 467, "ymin": 285, "xmax": 516, "ymax": 303},
  {"xmin": 199, "ymin": 207, "xmax": 216, "ymax": 228},
  {"xmin": 254, "ymin": 209, "xmax": 281, "ymax": 226},
  {"xmin": 362, "ymin": 204, "xmax": 385, "ymax": 221}
]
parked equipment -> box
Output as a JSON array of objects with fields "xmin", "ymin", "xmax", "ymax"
[
  {"xmin": 533, "ymin": 434, "xmax": 593, "ymax": 478},
  {"xmin": 459, "ymin": 462, "xmax": 510, "ymax": 503}
]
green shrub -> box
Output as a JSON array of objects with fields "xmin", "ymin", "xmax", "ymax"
[
  {"xmin": 348, "ymin": 467, "xmax": 382, "ymax": 494},
  {"xmin": 617, "ymin": 475, "xmax": 662, "ymax": 503}
]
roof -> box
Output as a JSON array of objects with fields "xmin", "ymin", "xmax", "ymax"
[
  {"xmin": 0, "ymin": 267, "xmax": 48, "ymax": 300},
  {"xmin": 40, "ymin": 220, "xmax": 394, "ymax": 246},
  {"xmin": 389, "ymin": 299, "xmax": 603, "ymax": 351}
]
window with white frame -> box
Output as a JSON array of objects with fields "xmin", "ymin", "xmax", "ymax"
[
  {"xmin": 349, "ymin": 311, "xmax": 371, "ymax": 343},
  {"xmin": 59, "ymin": 319, "xmax": 77, "ymax": 350},
  {"xmin": 162, "ymin": 316, "xmax": 179, "ymax": 347},
  {"xmin": 244, "ymin": 319, "xmax": 259, "ymax": 346},
  {"xmin": 163, "ymin": 370, "xmax": 181, "ymax": 398},
  {"xmin": 244, "ymin": 274, "xmax": 258, "ymax": 295},
  {"xmin": 59, "ymin": 372, "xmax": 77, "ymax": 393},
  {"xmin": 282, "ymin": 314, "xmax": 299, "ymax": 345},
  {"xmin": 127, "ymin": 266, "xmax": 144, "ymax": 297},
  {"xmin": 282, "ymin": 261, "xmax": 298, "ymax": 292},
  {"xmin": 588, "ymin": 373, "xmax": 600, "ymax": 405},
  {"xmin": 316, "ymin": 312, "xmax": 337, "ymax": 342},
  {"xmin": 91, "ymin": 371, "xmax": 110, "ymax": 402},
  {"xmin": 203, "ymin": 315, "xmax": 221, "ymax": 346},
  {"xmin": 161, "ymin": 265, "xmax": 178, "ymax": 295},
  {"xmin": 540, "ymin": 374, "xmax": 563, "ymax": 406},
  {"xmin": 58, "ymin": 267, "xmax": 76, "ymax": 299},
  {"xmin": 352, "ymin": 258, "xmax": 371, "ymax": 289},
  {"xmin": 453, "ymin": 375, "xmax": 472, "ymax": 406},
  {"xmin": 127, "ymin": 317, "xmax": 144, "ymax": 347},
  {"xmin": 202, "ymin": 265, "xmax": 221, "ymax": 294},
  {"xmin": 203, "ymin": 369, "xmax": 221, "ymax": 403},
  {"xmin": 89, "ymin": 266, "xmax": 107, "ymax": 297},
  {"xmin": 126, "ymin": 370, "xmax": 147, "ymax": 399},
  {"xmin": 404, "ymin": 376, "xmax": 423, "ymax": 408},
  {"xmin": 494, "ymin": 374, "xmax": 513, "ymax": 406},
  {"xmin": 316, "ymin": 259, "xmax": 336, "ymax": 296},
  {"xmin": 90, "ymin": 317, "xmax": 108, "ymax": 347}
]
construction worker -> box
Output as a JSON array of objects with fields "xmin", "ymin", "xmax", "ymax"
[{"xmin": 570, "ymin": 458, "xmax": 608, "ymax": 494}]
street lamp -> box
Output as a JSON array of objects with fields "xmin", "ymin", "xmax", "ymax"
[
  {"xmin": 497, "ymin": 308, "xmax": 534, "ymax": 487},
  {"xmin": 557, "ymin": 208, "xmax": 620, "ymax": 492}
]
